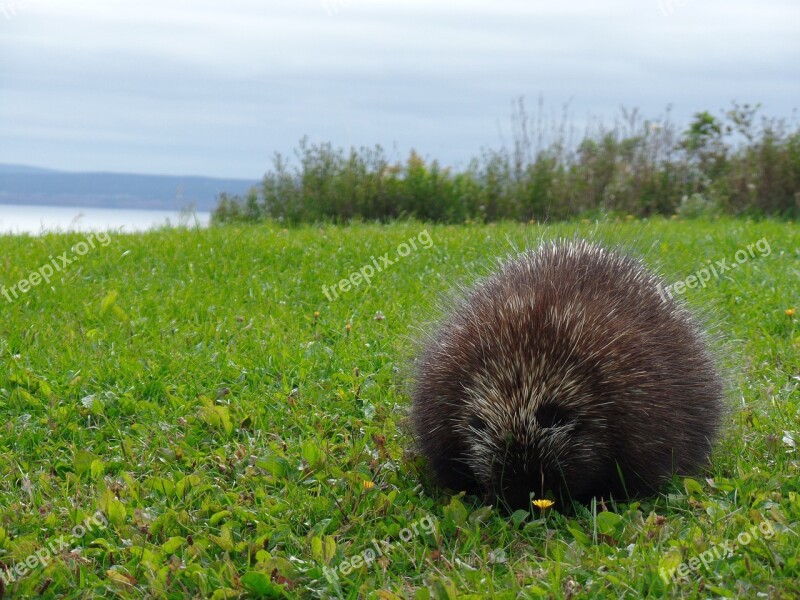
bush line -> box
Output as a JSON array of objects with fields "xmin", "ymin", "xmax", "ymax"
[{"xmin": 213, "ymin": 100, "xmax": 800, "ymax": 224}]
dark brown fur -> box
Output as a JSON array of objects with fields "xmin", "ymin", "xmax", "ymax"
[{"xmin": 411, "ymin": 240, "xmax": 724, "ymax": 511}]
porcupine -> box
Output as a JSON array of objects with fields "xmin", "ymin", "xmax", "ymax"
[{"xmin": 411, "ymin": 239, "xmax": 724, "ymax": 511}]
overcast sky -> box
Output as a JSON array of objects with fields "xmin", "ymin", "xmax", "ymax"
[{"xmin": 1, "ymin": 0, "xmax": 798, "ymax": 179}]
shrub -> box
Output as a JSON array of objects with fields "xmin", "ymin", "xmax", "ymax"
[{"xmin": 213, "ymin": 101, "xmax": 799, "ymax": 224}]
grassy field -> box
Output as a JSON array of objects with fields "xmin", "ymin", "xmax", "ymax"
[{"xmin": 0, "ymin": 218, "xmax": 798, "ymax": 599}]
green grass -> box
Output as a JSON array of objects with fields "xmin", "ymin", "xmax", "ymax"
[{"xmin": 0, "ymin": 218, "xmax": 798, "ymax": 599}]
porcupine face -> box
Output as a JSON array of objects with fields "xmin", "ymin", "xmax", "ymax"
[{"xmin": 459, "ymin": 362, "xmax": 617, "ymax": 511}]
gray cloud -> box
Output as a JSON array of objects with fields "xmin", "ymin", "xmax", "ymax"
[{"xmin": 1, "ymin": 0, "xmax": 798, "ymax": 178}]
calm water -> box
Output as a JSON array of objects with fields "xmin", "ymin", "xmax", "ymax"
[{"xmin": 0, "ymin": 204, "xmax": 211, "ymax": 234}]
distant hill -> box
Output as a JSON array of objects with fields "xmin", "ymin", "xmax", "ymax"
[
  {"xmin": 0, "ymin": 164, "xmax": 62, "ymax": 175},
  {"xmin": 0, "ymin": 165, "xmax": 259, "ymax": 211}
]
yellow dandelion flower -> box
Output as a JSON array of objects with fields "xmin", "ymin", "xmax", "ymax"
[
  {"xmin": 532, "ymin": 499, "xmax": 555, "ymax": 511},
  {"xmin": 786, "ymin": 308, "xmax": 796, "ymax": 317},
  {"xmin": 313, "ymin": 311, "xmax": 320, "ymax": 319},
  {"xmin": 362, "ymin": 480, "xmax": 375, "ymax": 490}
]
